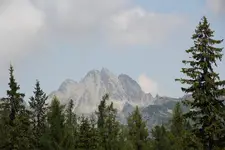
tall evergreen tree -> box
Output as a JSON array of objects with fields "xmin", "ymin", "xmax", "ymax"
[
  {"xmin": 105, "ymin": 102, "xmax": 121, "ymax": 150},
  {"xmin": 63, "ymin": 99, "xmax": 78, "ymax": 149},
  {"xmin": 169, "ymin": 102, "xmax": 199, "ymax": 150},
  {"xmin": 95, "ymin": 94, "xmax": 109, "ymax": 149},
  {"xmin": 0, "ymin": 65, "xmax": 33, "ymax": 150},
  {"xmin": 7, "ymin": 64, "xmax": 25, "ymax": 123},
  {"xmin": 29, "ymin": 80, "xmax": 48, "ymax": 148},
  {"xmin": 127, "ymin": 106, "xmax": 149, "ymax": 150},
  {"xmin": 65, "ymin": 99, "xmax": 76, "ymax": 126},
  {"xmin": 41, "ymin": 97, "xmax": 66, "ymax": 150},
  {"xmin": 77, "ymin": 115, "xmax": 99, "ymax": 150},
  {"xmin": 95, "ymin": 94, "xmax": 121, "ymax": 150},
  {"xmin": 170, "ymin": 102, "xmax": 184, "ymax": 137},
  {"xmin": 151, "ymin": 125, "xmax": 172, "ymax": 150},
  {"xmin": 176, "ymin": 16, "xmax": 225, "ymax": 149}
]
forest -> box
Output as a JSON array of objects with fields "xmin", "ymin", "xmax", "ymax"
[{"xmin": 0, "ymin": 16, "xmax": 225, "ymax": 150}]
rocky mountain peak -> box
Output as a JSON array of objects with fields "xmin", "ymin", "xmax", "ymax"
[
  {"xmin": 48, "ymin": 68, "xmax": 182, "ymax": 129},
  {"xmin": 58, "ymin": 79, "xmax": 77, "ymax": 92},
  {"xmin": 49, "ymin": 68, "xmax": 156, "ymax": 114}
]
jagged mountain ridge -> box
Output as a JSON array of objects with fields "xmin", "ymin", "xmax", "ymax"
[
  {"xmin": 49, "ymin": 68, "xmax": 156, "ymax": 114},
  {"xmin": 48, "ymin": 68, "xmax": 182, "ymax": 128}
]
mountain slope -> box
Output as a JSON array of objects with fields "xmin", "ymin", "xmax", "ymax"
[
  {"xmin": 48, "ymin": 68, "xmax": 181, "ymax": 128},
  {"xmin": 48, "ymin": 68, "xmax": 154, "ymax": 114}
]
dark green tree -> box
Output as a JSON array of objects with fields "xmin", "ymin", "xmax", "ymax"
[
  {"xmin": 7, "ymin": 64, "xmax": 25, "ymax": 123},
  {"xmin": 105, "ymin": 102, "xmax": 121, "ymax": 150},
  {"xmin": 170, "ymin": 102, "xmax": 185, "ymax": 136},
  {"xmin": 117, "ymin": 124, "xmax": 135, "ymax": 150},
  {"xmin": 41, "ymin": 96, "xmax": 66, "ymax": 150},
  {"xmin": 151, "ymin": 125, "xmax": 172, "ymax": 150},
  {"xmin": 29, "ymin": 80, "xmax": 48, "ymax": 148},
  {"xmin": 127, "ymin": 106, "xmax": 149, "ymax": 150},
  {"xmin": 169, "ymin": 102, "xmax": 201, "ymax": 150},
  {"xmin": 77, "ymin": 115, "xmax": 99, "ymax": 150},
  {"xmin": 65, "ymin": 99, "xmax": 76, "ymax": 127},
  {"xmin": 95, "ymin": 94, "xmax": 109, "ymax": 149},
  {"xmin": 176, "ymin": 16, "xmax": 225, "ymax": 150},
  {"xmin": 95, "ymin": 94, "xmax": 121, "ymax": 150},
  {"xmin": 63, "ymin": 99, "xmax": 78, "ymax": 149},
  {"xmin": 0, "ymin": 65, "xmax": 33, "ymax": 150}
]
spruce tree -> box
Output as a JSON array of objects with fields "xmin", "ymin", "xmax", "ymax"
[
  {"xmin": 65, "ymin": 99, "xmax": 75, "ymax": 126},
  {"xmin": 29, "ymin": 80, "xmax": 48, "ymax": 148},
  {"xmin": 7, "ymin": 64, "xmax": 25, "ymax": 123},
  {"xmin": 89, "ymin": 114, "xmax": 100, "ymax": 149},
  {"xmin": 170, "ymin": 102, "xmax": 184, "ymax": 137},
  {"xmin": 169, "ymin": 102, "xmax": 199, "ymax": 150},
  {"xmin": 151, "ymin": 125, "xmax": 172, "ymax": 150},
  {"xmin": 63, "ymin": 99, "xmax": 78, "ymax": 149},
  {"xmin": 105, "ymin": 102, "xmax": 120, "ymax": 150},
  {"xmin": 77, "ymin": 115, "xmax": 99, "ymax": 150},
  {"xmin": 95, "ymin": 94, "xmax": 109, "ymax": 149},
  {"xmin": 0, "ymin": 65, "xmax": 33, "ymax": 150},
  {"xmin": 95, "ymin": 94, "xmax": 121, "ymax": 150},
  {"xmin": 127, "ymin": 106, "xmax": 149, "ymax": 150},
  {"xmin": 42, "ymin": 96, "xmax": 66, "ymax": 150},
  {"xmin": 176, "ymin": 16, "xmax": 225, "ymax": 149}
]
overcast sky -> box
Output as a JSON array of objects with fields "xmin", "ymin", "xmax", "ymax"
[{"xmin": 0, "ymin": 0, "xmax": 224, "ymax": 99}]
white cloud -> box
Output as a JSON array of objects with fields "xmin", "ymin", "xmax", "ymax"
[
  {"xmin": 0, "ymin": 0, "xmax": 45, "ymax": 57},
  {"xmin": 138, "ymin": 74, "xmax": 158, "ymax": 97},
  {"xmin": 105, "ymin": 7, "xmax": 187, "ymax": 46},
  {"xmin": 0, "ymin": 0, "xmax": 45, "ymax": 79},
  {"xmin": 0, "ymin": 0, "xmax": 188, "ymax": 80},
  {"xmin": 31, "ymin": 0, "xmax": 129, "ymax": 41},
  {"xmin": 0, "ymin": 0, "xmax": 128, "ymax": 61},
  {"xmin": 207, "ymin": 0, "xmax": 225, "ymax": 15},
  {"xmin": 0, "ymin": 0, "xmax": 128, "ymax": 79}
]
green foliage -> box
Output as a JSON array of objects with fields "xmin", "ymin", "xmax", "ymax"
[
  {"xmin": 127, "ymin": 106, "xmax": 149, "ymax": 150},
  {"xmin": 7, "ymin": 64, "xmax": 26, "ymax": 122},
  {"xmin": 95, "ymin": 94, "xmax": 121, "ymax": 150},
  {"xmin": 77, "ymin": 115, "xmax": 99, "ymax": 150},
  {"xmin": 41, "ymin": 96, "xmax": 66, "ymax": 150},
  {"xmin": 29, "ymin": 80, "xmax": 48, "ymax": 148},
  {"xmin": 151, "ymin": 125, "xmax": 172, "ymax": 150},
  {"xmin": 0, "ymin": 65, "xmax": 33, "ymax": 150},
  {"xmin": 64, "ymin": 99, "xmax": 78, "ymax": 149},
  {"xmin": 176, "ymin": 16, "xmax": 225, "ymax": 149}
]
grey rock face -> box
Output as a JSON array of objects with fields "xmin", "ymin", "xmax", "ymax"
[
  {"xmin": 48, "ymin": 68, "xmax": 154, "ymax": 114},
  {"xmin": 48, "ymin": 68, "xmax": 181, "ymax": 128}
]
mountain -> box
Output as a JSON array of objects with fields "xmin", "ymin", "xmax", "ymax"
[
  {"xmin": 48, "ymin": 68, "xmax": 181, "ymax": 128},
  {"xmin": 49, "ymin": 68, "xmax": 155, "ymax": 113}
]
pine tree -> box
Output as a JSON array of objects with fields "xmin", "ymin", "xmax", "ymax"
[
  {"xmin": 0, "ymin": 98, "xmax": 11, "ymax": 149},
  {"xmin": 7, "ymin": 64, "xmax": 25, "ymax": 123},
  {"xmin": 63, "ymin": 99, "xmax": 78, "ymax": 149},
  {"xmin": 95, "ymin": 94, "xmax": 109, "ymax": 149},
  {"xmin": 89, "ymin": 114, "xmax": 100, "ymax": 149},
  {"xmin": 176, "ymin": 16, "xmax": 225, "ymax": 149},
  {"xmin": 169, "ymin": 102, "xmax": 198, "ymax": 150},
  {"xmin": 0, "ymin": 65, "xmax": 33, "ymax": 150},
  {"xmin": 95, "ymin": 94, "xmax": 121, "ymax": 150},
  {"xmin": 127, "ymin": 106, "xmax": 149, "ymax": 150},
  {"xmin": 118, "ymin": 124, "xmax": 135, "ymax": 150},
  {"xmin": 105, "ymin": 102, "xmax": 120, "ymax": 150},
  {"xmin": 65, "ymin": 99, "xmax": 76, "ymax": 126},
  {"xmin": 151, "ymin": 125, "xmax": 172, "ymax": 150},
  {"xmin": 42, "ymin": 96, "xmax": 66, "ymax": 150},
  {"xmin": 77, "ymin": 115, "xmax": 99, "ymax": 150},
  {"xmin": 170, "ymin": 102, "xmax": 184, "ymax": 137},
  {"xmin": 29, "ymin": 80, "xmax": 48, "ymax": 148}
]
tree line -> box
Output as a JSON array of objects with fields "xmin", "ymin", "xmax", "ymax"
[{"xmin": 0, "ymin": 16, "xmax": 225, "ymax": 150}]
